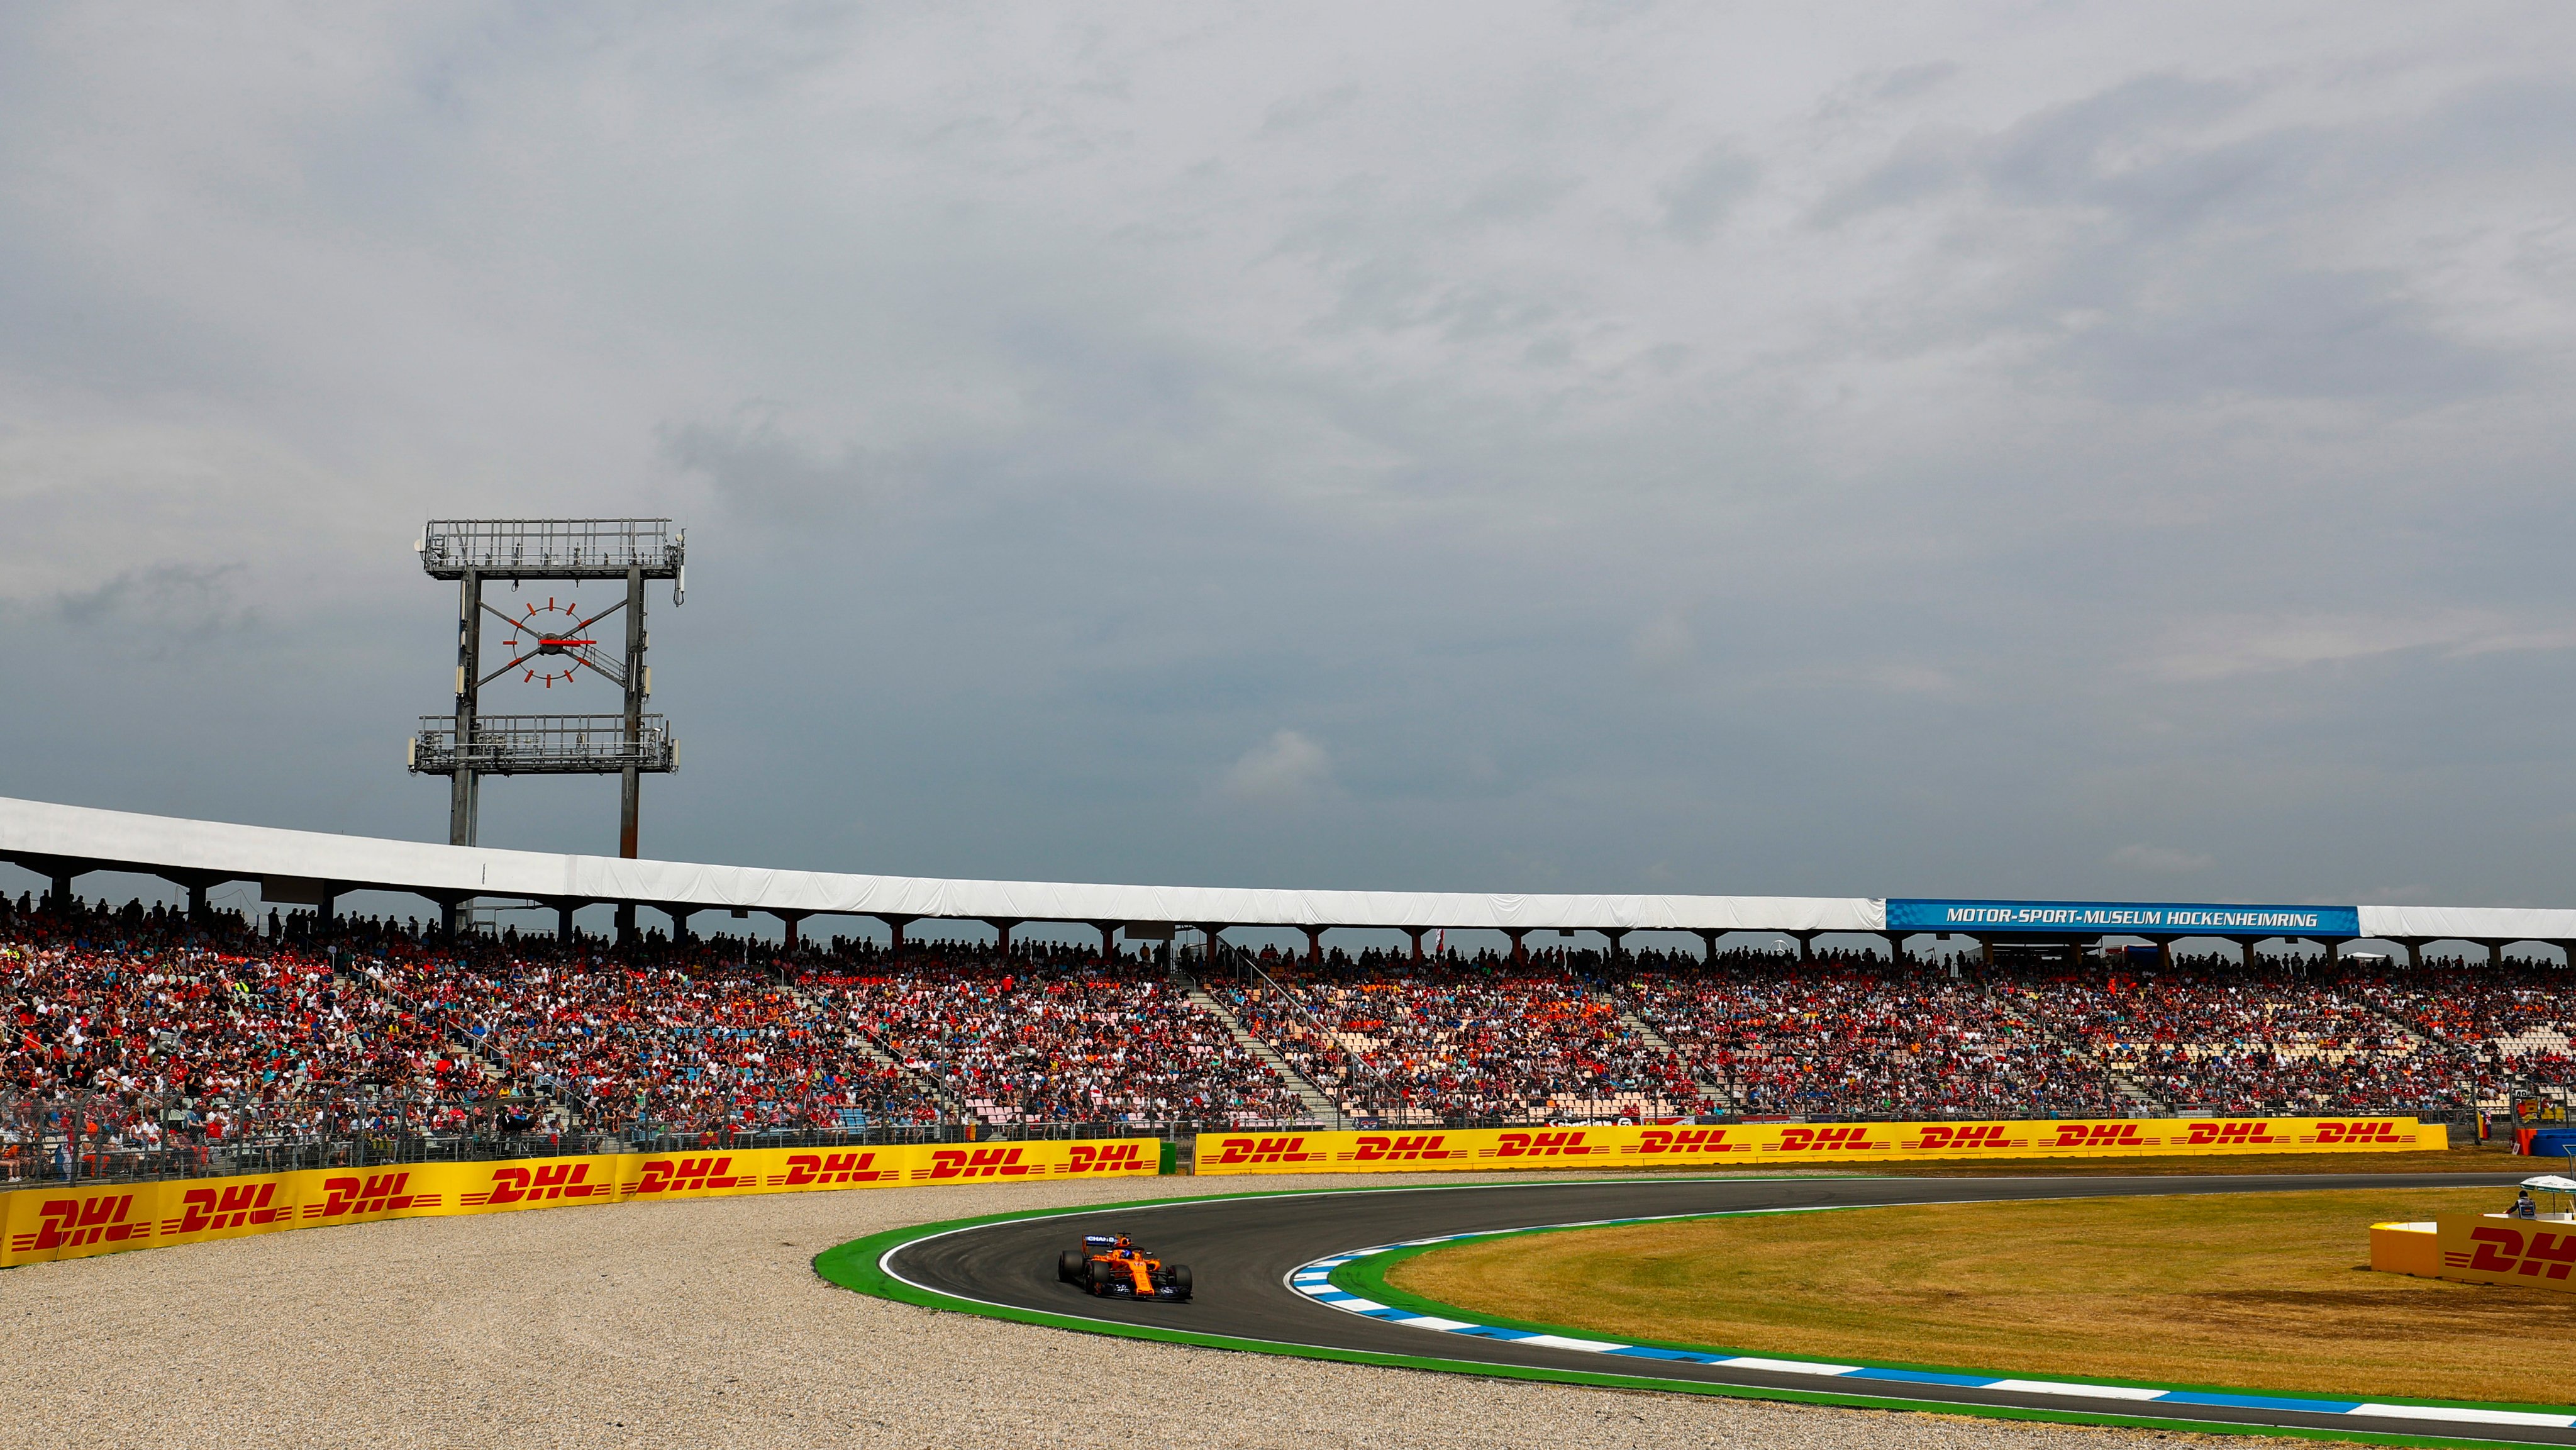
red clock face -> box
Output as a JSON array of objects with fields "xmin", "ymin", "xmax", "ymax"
[{"xmin": 506, "ymin": 598, "xmax": 599, "ymax": 687}]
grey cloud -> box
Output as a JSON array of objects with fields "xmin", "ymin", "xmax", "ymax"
[
  {"xmin": 2, "ymin": 5, "xmax": 2573, "ymax": 913},
  {"xmin": 1659, "ymin": 145, "xmax": 1758, "ymax": 243},
  {"xmin": 53, "ymin": 564, "xmax": 258, "ymax": 645}
]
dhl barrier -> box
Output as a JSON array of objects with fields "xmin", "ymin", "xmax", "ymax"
[
  {"xmin": 1, "ymin": 1136, "xmax": 1156, "ymax": 1269},
  {"xmin": 1194, "ymin": 1116, "xmax": 2448, "ymax": 1174},
  {"xmin": 2372, "ymin": 1217, "xmax": 2576, "ymax": 1293}
]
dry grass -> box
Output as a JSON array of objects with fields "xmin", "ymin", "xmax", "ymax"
[{"xmin": 1389, "ymin": 1185, "xmax": 2573, "ymax": 1406}]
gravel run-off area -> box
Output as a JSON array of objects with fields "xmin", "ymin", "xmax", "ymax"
[{"xmin": 0, "ymin": 1173, "xmax": 2224, "ymax": 1450}]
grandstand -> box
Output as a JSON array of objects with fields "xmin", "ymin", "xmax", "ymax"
[{"xmin": 6, "ymin": 794, "xmax": 2575, "ymax": 1185}]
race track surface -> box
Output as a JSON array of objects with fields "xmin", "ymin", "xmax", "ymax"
[{"xmin": 887, "ymin": 1171, "xmax": 2549, "ymax": 1442}]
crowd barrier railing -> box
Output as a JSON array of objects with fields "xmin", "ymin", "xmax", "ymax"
[
  {"xmin": 1194, "ymin": 1115, "xmax": 2451, "ymax": 1174},
  {"xmin": 0, "ymin": 1136, "xmax": 1157, "ymax": 1269}
]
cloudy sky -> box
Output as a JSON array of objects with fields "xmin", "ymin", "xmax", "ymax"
[{"xmin": 4, "ymin": 2, "xmax": 2573, "ymax": 925}]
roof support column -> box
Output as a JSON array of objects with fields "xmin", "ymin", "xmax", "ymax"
[
  {"xmin": 558, "ymin": 901, "xmax": 579, "ymax": 942},
  {"xmin": 986, "ymin": 919, "xmax": 1019, "ymax": 959},
  {"xmin": 1885, "ymin": 932, "xmax": 1905, "ymax": 969},
  {"xmin": 1697, "ymin": 930, "xmax": 1718, "ymax": 964},
  {"xmin": 775, "ymin": 911, "xmax": 806, "ymax": 951},
  {"xmin": 2240, "ymin": 938, "xmax": 2256, "ymax": 970},
  {"xmin": 1302, "ymin": 926, "xmax": 1323, "ymax": 967},
  {"xmin": 665, "ymin": 905, "xmax": 694, "ymax": 942},
  {"xmin": 1092, "ymin": 922, "xmax": 1118, "ymax": 964},
  {"xmin": 1792, "ymin": 932, "xmax": 1816, "ymax": 964},
  {"xmin": 878, "ymin": 915, "xmax": 914, "ymax": 961},
  {"xmin": 1203, "ymin": 925, "xmax": 1227, "ymax": 971},
  {"xmin": 2404, "ymin": 939, "xmax": 2423, "ymax": 970},
  {"xmin": 2490, "ymin": 940, "xmax": 2506, "ymax": 970},
  {"xmin": 317, "ymin": 883, "xmax": 337, "ymax": 939},
  {"xmin": 1405, "ymin": 927, "xmax": 1425, "ymax": 963},
  {"xmin": 615, "ymin": 903, "xmax": 636, "ymax": 947},
  {"xmin": 1603, "ymin": 929, "xmax": 1627, "ymax": 963},
  {"xmin": 1506, "ymin": 929, "xmax": 1527, "ymax": 966}
]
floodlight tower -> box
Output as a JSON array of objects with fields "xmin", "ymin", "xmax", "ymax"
[{"xmin": 409, "ymin": 519, "xmax": 685, "ymax": 935}]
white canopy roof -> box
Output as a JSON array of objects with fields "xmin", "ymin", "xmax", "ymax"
[
  {"xmin": 5, "ymin": 795, "xmax": 2570, "ymax": 943},
  {"xmin": 0, "ymin": 796, "xmax": 1879, "ymax": 935}
]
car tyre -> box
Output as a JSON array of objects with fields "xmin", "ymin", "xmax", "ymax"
[
  {"xmin": 1089, "ymin": 1258, "xmax": 1116, "ymax": 1291},
  {"xmin": 1169, "ymin": 1264, "xmax": 1192, "ymax": 1298},
  {"xmin": 1059, "ymin": 1249, "xmax": 1089, "ymax": 1284}
]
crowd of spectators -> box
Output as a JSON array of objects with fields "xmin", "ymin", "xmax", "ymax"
[
  {"xmin": 1211, "ymin": 944, "xmax": 1709, "ymax": 1122},
  {"xmin": 14, "ymin": 886, "xmax": 2572, "ymax": 1158},
  {"xmin": 814, "ymin": 938, "xmax": 1310, "ymax": 1124},
  {"xmin": 1613, "ymin": 950, "xmax": 2131, "ymax": 1118}
]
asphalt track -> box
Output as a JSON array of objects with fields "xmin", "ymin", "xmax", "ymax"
[{"xmin": 885, "ymin": 1171, "xmax": 2555, "ymax": 1444}]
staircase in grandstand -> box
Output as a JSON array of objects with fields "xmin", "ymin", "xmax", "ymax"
[
  {"xmin": 1610, "ymin": 1003, "xmax": 1733, "ymax": 1113},
  {"xmin": 782, "ymin": 979, "xmax": 970, "ymax": 1123},
  {"xmin": 1185, "ymin": 952, "xmax": 1345, "ymax": 1125}
]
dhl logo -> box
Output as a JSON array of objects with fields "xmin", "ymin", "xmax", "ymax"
[
  {"xmin": 1064, "ymin": 1142, "xmax": 1149, "ymax": 1173},
  {"xmin": 774, "ymin": 1151, "xmax": 890, "ymax": 1186},
  {"xmin": 632, "ymin": 1156, "xmax": 743, "ymax": 1195},
  {"xmin": 2311, "ymin": 1120, "xmax": 2406, "ymax": 1145},
  {"xmin": 1636, "ymin": 1127, "xmax": 1740, "ymax": 1154},
  {"xmin": 1350, "ymin": 1134, "xmax": 1456, "ymax": 1162},
  {"xmin": 9, "ymin": 1194, "xmax": 145, "ymax": 1252},
  {"xmin": 1214, "ymin": 1136, "xmax": 1322, "ymax": 1165},
  {"xmin": 923, "ymin": 1147, "xmax": 1033, "ymax": 1180},
  {"xmin": 1492, "ymin": 1130, "xmax": 1599, "ymax": 1158},
  {"xmin": 2448, "ymin": 1225, "xmax": 2576, "ymax": 1280},
  {"xmin": 1915, "ymin": 1124, "xmax": 2016, "ymax": 1151},
  {"xmin": 477, "ymin": 1162, "xmax": 599, "ymax": 1206},
  {"xmin": 309, "ymin": 1172, "xmax": 416, "ymax": 1220},
  {"xmin": 1775, "ymin": 1125, "xmax": 1876, "ymax": 1152},
  {"xmin": 2184, "ymin": 1120, "xmax": 2288, "ymax": 1146},
  {"xmin": 172, "ymin": 1181, "xmax": 284, "ymax": 1234},
  {"xmin": 2048, "ymin": 1123, "xmax": 2147, "ymax": 1149}
]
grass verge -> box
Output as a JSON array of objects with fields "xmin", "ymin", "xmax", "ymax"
[{"xmin": 1384, "ymin": 1186, "xmax": 2570, "ymax": 1405}]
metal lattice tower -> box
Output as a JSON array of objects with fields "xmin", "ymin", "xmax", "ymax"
[{"xmin": 409, "ymin": 521, "xmax": 686, "ymax": 901}]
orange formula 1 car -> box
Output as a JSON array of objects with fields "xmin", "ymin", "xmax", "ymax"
[{"xmin": 1056, "ymin": 1233, "xmax": 1193, "ymax": 1302}]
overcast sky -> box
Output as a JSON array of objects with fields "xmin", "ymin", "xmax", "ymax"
[{"xmin": 4, "ymin": 3, "xmax": 2573, "ymax": 922}]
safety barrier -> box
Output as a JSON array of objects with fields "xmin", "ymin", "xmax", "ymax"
[
  {"xmin": 1, "ymin": 1137, "xmax": 1157, "ymax": 1269},
  {"xmin": 1194, "ymin": 1116, "xmax": 2448, "ymax": 1174}
]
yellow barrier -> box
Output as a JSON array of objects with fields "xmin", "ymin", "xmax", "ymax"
[
  {"xmin": 2427, "ymin": 1215, "xmax": 2576, "ymax": 1293},
  {"xmin": 1193, "ymin": 1117, "xmax": 2448, "ymax": 1175},
  {"xmin": 0, "ymin": 1137, "xmax": 1157, "ymax": 1269}
]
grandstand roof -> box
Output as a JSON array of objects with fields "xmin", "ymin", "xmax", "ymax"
[
  {"xmin": 0, "ymin": 796, "xmax": 1871, "ymax": 934},
  {"xmin": 3, "ymin": 795, "xmax": 2569, "ymax": 942}
]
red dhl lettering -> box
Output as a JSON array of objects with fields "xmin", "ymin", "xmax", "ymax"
[
  {"xmin": 178, "ymin": 1181, "xmax": 281, "ymax": 1234},
  {"xmin": 2048, "ymin": 1122, "xmax": 2145, "ymax": 1148},
  {"xmin": 1776, "ymin": 1126, "xmax": 1874, "ymax": 1152},
  {"xmin": 2314, "ymin": 1121, "xmax": 2401, "ymax": 1145},
  {"xmin": 26, "ymin": 1193, "xmax": 140, "ymax": 1250},
  {"xmin": 1916, "ymin": 1124, "xmax": 2011, "ymax": 1150},
  {"xmin": 635, "ymin": 1156, "xmax": 737, "ymax": 1194},
  {"xmin": 1215, "ymin": 1136, "xmax": 1310, "ymax": 1165},
  {"xmin": 2461, "ymin": 1226, "xmax": 2576, "ymax": 1280},
  {"xmin": 783, "ymin": 1151, "xmax": 880, "ymax": 1186},
  {"xmin": 319, "ymin": 1172, "xmax": 414, "ymax": 1219},
  {"xmin": 2184, "ymin": 1120, "xmax": 2279, "ymax": 1146},
  {"xmin": 486, "ymin": 1161, "xmax": 597, "ymax": 1205},
  {"xmin": 1638, "ymin": 1128, "xmax": 1730, "ymax": 1154},
  {"xmin": 1352, "ymin": 1134, "xmax": 1450, "ymax": 1162},
  {"xmin": 928, "ymin": 1147, "xmax": 1032, "ymax": 1180},
  {"xmin": 1496, "ymin": 1130, "xmax": 1597, "ymax": 1158},
  {"xmin": 1065, "ymin": 1142, "xmax": 1148, "ymax": 1173}
]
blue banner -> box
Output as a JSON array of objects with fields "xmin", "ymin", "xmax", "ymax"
[{"xmin": 1886, "ymin": 898, "xmax": 2360, "ymax": 938}]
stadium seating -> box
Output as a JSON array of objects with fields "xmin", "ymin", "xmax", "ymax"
[{"xmin": 9, "ymin": 891, "xmax": 2566, "ymax": 1161}]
